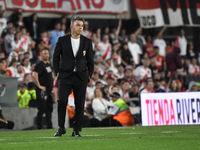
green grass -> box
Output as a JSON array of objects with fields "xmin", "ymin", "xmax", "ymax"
[{"xmin": 0, "ymin": 125, "xmax": 200, "ymax": 150}]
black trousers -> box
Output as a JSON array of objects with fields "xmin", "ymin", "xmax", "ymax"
[
  {"xmin": 101, "ymin": 118, "xmax": 122, "ymax": 127},
  {"xmin": 0, "ymin": 121, "xmax": 14, "ymax": 129},
  {"xmin": 36, "ymin": 89, "xmax": 53, "ymax": 129},
  {"xmin": 58, "ymin": 72, "xmax": 87, "ymax": 132}
]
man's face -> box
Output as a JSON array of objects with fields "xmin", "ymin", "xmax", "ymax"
[
  {"xmin": 102, "ymin": 35, "xmax": 108, "ymax": 42},
  {"xmin": 17, "ymin": 65, "xmax": 23, "ymax": 73},
  {"xmin": 125, "ymin": 70, "xmax": 132, "ymax": 78},
  {"xmin": 154, "ymin": 48, "xmax": 159, "ymax": 55},
  {"xmin": 96, "ymin": 83, "xmax": 102, "ymax": 89},
  {"xmin": 55, "ymin": 23, "xmax": 61, "ymax": 30},
  {"xmin": 71, "ymin": 20, "xmax": 83, "ymax": 35},
  {"xmin": 147, "ymin": 81, "xmax": 154, "ymax": 90},
  {"xmin": 122, "ymin": 82, "xmax": 129, "ymax": 91},
  {"xmin": 143, "ymin": 60, "xmax": 150, "ymax": 68},
  {"xmin": 130, "ymin": 34, "xmax": 135, "ymax": 42},
  {"xmin": 41, "ymin": 50, "xmax": 49, "ymax": 61},
  {"xmin": 0, "ymin": 62, "xmax": 3, "ymax": 70},
  {"xmin": 19, "ymin": 87, "xmax": 26, "ymax": 94}
]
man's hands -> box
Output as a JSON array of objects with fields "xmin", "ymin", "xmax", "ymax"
[{"xmin": 39, "ymin": 85, "xmax": 46, "ymax": 91}]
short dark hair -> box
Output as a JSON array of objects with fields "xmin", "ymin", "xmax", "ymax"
[
  {"xmin": 71, "ymin": 16, "xmax": 84, "ymax": 25},
  {"xmin": 154, "ymin": 46, "xmax": 159, "ymax": 50},
  {"xmin": 40, "ymin": 48, "xmax": 49, "ymax": 54}
]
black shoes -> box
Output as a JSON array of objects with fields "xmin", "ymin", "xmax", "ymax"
[
  {"xmin": 54, "ymin": 128, "xmax": 66, "ymax": 136},
  {"xmin": 72, "ymin": 131, "xmax": 81, "ymax": 137}
]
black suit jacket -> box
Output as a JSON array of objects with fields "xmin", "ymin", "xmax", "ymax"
[{"xmin": 53, "ymin": 34, "xmax": 94, "ymax": 81}]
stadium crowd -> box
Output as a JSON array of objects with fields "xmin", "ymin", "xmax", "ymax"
[{"xmin": 0, "ymin": 10, "xmax": 200, "ymax": 128}]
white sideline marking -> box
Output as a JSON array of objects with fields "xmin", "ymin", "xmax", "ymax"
[
  {"xmin": 161, "ymin": 131, "xmax": 180, "ymax": 133},
  {"xmin": 3, "ymin": 140, "xmax": 56, "ymax": 145},
  {"xmin": 122, "ymin": 132, "xmax": 142, "ymax": 135},
  {"xmin": 91, "ymin": 127, "xmax": 129, "ymax": 130},
  {"xmin": 37, "ymin": 137, "xmax": 57, "ymax": 139},
  {"xmin": 82, "ymin": 134, "xmax": 102, "ymax": 137}
]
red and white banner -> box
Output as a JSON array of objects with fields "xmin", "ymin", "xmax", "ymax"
[
  {"xmin": 133, "ymin": 0, "xmax": 200, "ymax": 28},
  {"xmin": 141, "ymin": 92, "xmax": 200, "ymax": 126},
  {"xmin": 2, "ymin": 0, "xmax": 128, "ymax": 14}
]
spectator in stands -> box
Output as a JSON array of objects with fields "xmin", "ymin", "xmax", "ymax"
[
  {"xmin": 167, "ymin": 79, "xmax": 178, "ymax": 92},
  {"xmin": 154, "ymin": 46, "xmax": 166, "ymax": 70},
  {"xmin": 16, "ymin": 12, "xmax": 24, "ymax": 27},
  {"xmin": 141, "ymin": 80, "xmax": 155, "ymax": 93},
  {"xmin": 17, "ymin": 82, "xmax": 31, "ymax": 108},
  {"xmin": 110, "ymin": 15, "xmax": 122, "ymax": 45},
  {"xmin": 175, "ymin": 29, "xmax": 187, "ymax": 57},
  {"xmin": 0, "ymin": 60, "xmax": 4, "ymax": 76},
  {"xmin": 149, "ymin": 55, "xmax": 158, "ymax": 77},
  {"xmin": 108, "ymin": 58, "xmax": 118, "ymax": 74},
  {"xmin": 0, "ymin": 51, "xmax": 5, "ymax": 59},
  {"xmin": 128, "ymin": 33, "xmax": 142, "ymax": 65},
  {"xmin": 17, "ymin": 53, "xmax": 24, "ymax": 65},
  {"xmin": 0, "ymin": 104, "xmax": 14, "ymax": 130},
  {"xmin": 166, "ymin": 47, "xmax": 182, "ymax": 76},
  {"xmin": 50, "ymin": 22, "xmax": 63, "ymax": 57},
  {"xmin": 133, "ymin": 58, "xmax": 151, "ymax": 88},
  {"xmin": 134, "ymin": 27, "xmax": 146, "ymax": 49},
  {"xmin": 187, "ymin": 43, "xmax": 198, "ymax": 59},
  {"xmin": 186, "ymin": 81, "xmax": 198, "ymax": 92},
  {"xmin": 92, "ymin": 88, "xmax": 113, "ymax": 127},
  {"xmin": 8, "ymin": 58, "xmax": 18, "ymax": 76},
  {"xmin": 119, "ymin": 81, "xmax": 130, "ymax": 100},
  {"xmin": 10, "ymin": 32, "xmax": 25, "ymax": 62},
  {"xmin": 23, "ymin": 73, "xmax": 32, "ymax": 85},
  {"xmin": 129, "ymin": 84, "xmax": 139, "ymax": 106},
  {"xmin": 4, "ymin": 26, "xmax": 14, "ymax": 56},
  {"xmin": 119, "ymin": 29, "xmax": 128, "ymax": 43},
  {"xmin": 22, "ymin": 57, "xmax": 31, "ymax": 74},
  {"xmin": 88, "ymin": 81, "xmax": 102, "ymax": 100},
  {"xmin": 97, "ymin": 34, "xmax": 112, "ymax": 61},
  {"xmin": 188, "ymin": 57, "xmax": 199, "ymax": 75},
  {"xmin": 37, "ymin": 31, "xmax": 51, "ymax": 57},
  {"xmin": 20, "ymin": 27, "xmax": 32, "ymax": 54},
  {"xmin": 91, "ymin": 33, "xmax": 100, "ymax": 53},
  {"xmin": 122, "ymin": 66, "xmax": 136, "ymax": 86},
  {"xmin": 145, "ymin": 35, "xmax": 154, "ymax": 57},
  {"xmin": 106, "ymin": 74, "xmax": 115, "ymax": 92},
  {"xmin": 116, "ymin": 64, "xmax": 124, "ymax": 80},
  {"xmin": 0, "ymin": 10, "xmax": 7, "ymax": 36},
  {"xmin": 153, "ymin": 79, "xmax": 165, "ymax": 93},
  {"xmin": 121, "ymin": 43, "xmax": 133, "ymax": 66},
  {"xmin": 176, "ymin": 79, "xmax": 185, "ymax": 92},
  {"xmin": 27, "ymin": 13, "xmax": 40, "ymax": 40},
  {"xmin": 13, "ymin": 64, "xmax": 25, "ymax": 82},
  {"xmin": 153, "ymin": 26, "xmax": 167, "ymax": 57},
  {"xmin": 82, "ymin": 21, "xmax": 92, "ymax": 38},
  {"xmin": 1, "ymin": 21, "xmax": 13, "ymax": 39},
  {"xmin": 102, "ymin": 92, "xmax": 135, "ymax": 127}
]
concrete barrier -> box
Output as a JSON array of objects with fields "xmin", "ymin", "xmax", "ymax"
[{"xmin": 1, "ymin": 104, "xmax": 69, "ymax": 130}]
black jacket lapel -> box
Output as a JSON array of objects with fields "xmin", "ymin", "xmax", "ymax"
[{"xmin": 67, "ymin": 34, "xmax": 75, "ymax": 58}]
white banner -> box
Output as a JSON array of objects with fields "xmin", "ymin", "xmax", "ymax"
[
  {"xmin": 4, "ymin": 0, "xmax": 128, "ymax": 14},
  {"xmin": 141, "ymin": 92, "xmax": 200, "ymax": 126}
]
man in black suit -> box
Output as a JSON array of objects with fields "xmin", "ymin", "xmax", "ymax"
[{"xmin": 53, "ymin": 16, "xmax": 94, "ymax": 137}]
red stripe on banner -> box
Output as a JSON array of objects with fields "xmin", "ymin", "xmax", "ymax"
[
  {"xmin": 133, "ymin": 0, "xmax": 160, "ymax": 9},
  {"xmin": 133, "ymin": 0, "xmax": 200, "ymax": 9}
]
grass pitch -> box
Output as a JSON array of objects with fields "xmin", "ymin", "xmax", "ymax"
[{"xmin": 0, "ymin": 125, "xmax": 200, "ymax": 150}]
